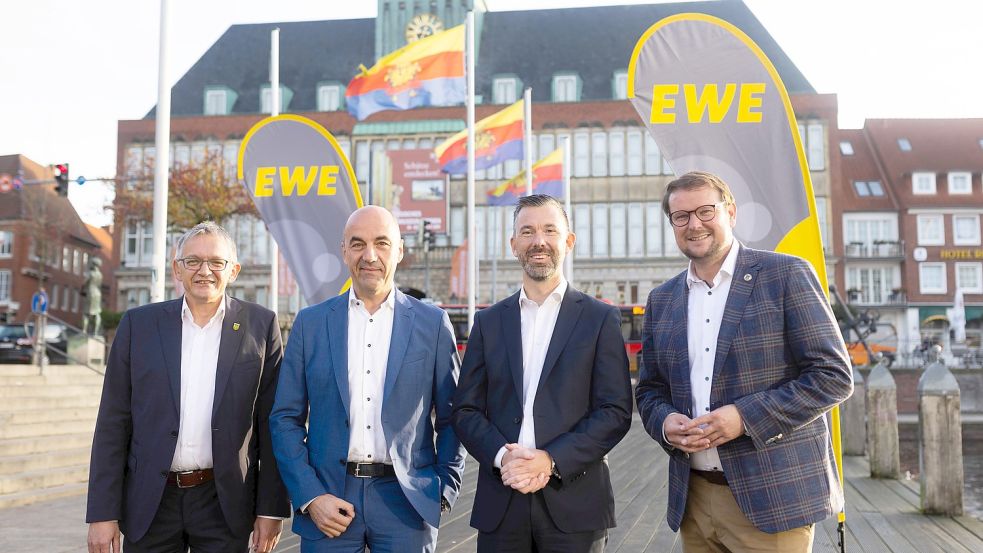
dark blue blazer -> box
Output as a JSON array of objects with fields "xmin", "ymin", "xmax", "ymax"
[
  {"xmin": 270, "ymin": 289, "xmax": 465, "ymax": 537},
  {"xmin": 452, "ymin": 287, "xmax": 633, "ymax": 533},
  {"xmin": 86, "ymin": 297, "xmax": 290, "ymax": 541}
]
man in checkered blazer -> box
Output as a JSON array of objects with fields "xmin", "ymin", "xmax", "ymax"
[{"xmin": 635, "ymin": 171, "xmax": 853, "ymax": 552}]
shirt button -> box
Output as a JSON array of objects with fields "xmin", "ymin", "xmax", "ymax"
[
  {"xmin": 705, "ymin": 407, "xmax": 710, "ymax": 411},
  {"xmin": 705, "ymin": 347, "xmax": 710, "ymax": 352},
  {"xmin": 706, "ymin": 319, "xmax": 710, "ymax": 323},
  {"xmin": 367, "ymin": 344, "xmax": 372, "ymax": 348},
  {"xmin": 705, "ymin": 376, "xmax": 709, "ymax": 381},
  {"xmin": 707, "ymin": 291, "xmax": 712, "ymax": 295},
  {"xmin": 367, "ymin": 397, "xmax": 371, "ymax": 402},
  {"xmin": 369, "ymin": 319, "xmax": 373, "ymax": 323},
  {"xmin": 366, "ymin": 370, "xmax": 371, "ymax": 374},
  {"xmin": 367, "ymin": 425, "xmax": 371, "ymax": 429},
  {"xmin": 367, "ymin": 454, "xmax": 372, "ymax": 458}
]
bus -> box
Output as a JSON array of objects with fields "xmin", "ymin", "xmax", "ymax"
[{"xmin": 441, "ymin": 304, "xmax": 646, "ymax": 376}]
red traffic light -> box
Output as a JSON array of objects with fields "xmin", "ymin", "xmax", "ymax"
[{"xmin": 53, "ymin": 163, "xmax": 68, "ymax": 177}]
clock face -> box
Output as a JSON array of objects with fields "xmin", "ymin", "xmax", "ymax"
[{"xmin": 405, "ymin": 13, "xmax": 444, "ymax": 43}]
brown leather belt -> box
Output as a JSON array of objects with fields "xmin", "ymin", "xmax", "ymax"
[
  {"xmin": 691, "ymin": 469, "xmax": 728, "ymax": 486},
  {"xmin": 346, "ymin": 462, "xmax": 396, "ymax": 478},
  {"xmin": 166, "ymin": 468, "xmax": 214, "ymax": 488}
]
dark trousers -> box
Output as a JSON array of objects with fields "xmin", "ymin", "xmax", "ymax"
[
  {"xmin": 123, "ymin": 480, "xmax": 247, "ymax": 553},
  {"xmin": 477, "ymin": 491, "xmax": 606, "ymax": 553}
]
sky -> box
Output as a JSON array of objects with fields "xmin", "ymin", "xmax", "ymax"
[{"xmin": 2, "ymin": 0, "xmax": 981, "ymax": 227}]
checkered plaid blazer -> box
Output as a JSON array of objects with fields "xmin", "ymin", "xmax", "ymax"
[{"xmin": 635, "ymin": 246, "xmax": 854, "ymax": 533}]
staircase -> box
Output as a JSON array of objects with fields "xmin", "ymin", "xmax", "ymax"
[{"xmin": 0, "ymin": 364, "xmax": 104, "ymax": 509}]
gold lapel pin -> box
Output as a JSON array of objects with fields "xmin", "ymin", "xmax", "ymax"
[
  {"xmin": 233, "ymin": 322, "xmax": 240, "ymax": 331},
  {"xmin": 744, "ymin": 274, "xmax": 752, "ymax": 282}
]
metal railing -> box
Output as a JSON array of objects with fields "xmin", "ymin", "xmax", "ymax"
[
  {"xmin": 844, "ymin": 240, "xmax": 905, "ymax": 259},
  {"xmin": 26, "ymin": 312, "xmax": 106, "ymax": 375}
]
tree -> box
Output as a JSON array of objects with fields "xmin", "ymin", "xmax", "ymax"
[{"xmin": 114, "ymin": 151, "xmax": 257, "ymax": 230}]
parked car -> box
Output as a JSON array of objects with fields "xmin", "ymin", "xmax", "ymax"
[{"xmin": 0, "ymin": 323, "xmax": 69, "ymax": 364}]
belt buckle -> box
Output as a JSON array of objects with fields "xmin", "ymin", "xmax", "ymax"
[
  {"xmin": 353, "ymin": 463, "xmax": 372, "ymax": 478},
  {"xmin": 175, "ymin": 470, "xmax": 196, "ymax": 488}
]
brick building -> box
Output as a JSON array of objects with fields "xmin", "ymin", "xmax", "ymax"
[{"xmin": 114, "ymin": 0, "xmax": 839, "ymax": 321}]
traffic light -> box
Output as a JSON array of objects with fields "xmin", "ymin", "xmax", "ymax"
[
  {"xmin": 53, "ymin": 163, "xmax": 69, "ymax": 196},
  {"xmin": 422, "ymin": 220, "xmax": 436, "ymax": 249}
]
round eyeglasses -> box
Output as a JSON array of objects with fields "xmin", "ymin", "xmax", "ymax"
[
  {"xmin": 177, "ymin": 258, "xmax": 229, "ymax": 271},
  {"xmin": 668, "ymin": 202, "xmax": 728, "ymax": 227}
]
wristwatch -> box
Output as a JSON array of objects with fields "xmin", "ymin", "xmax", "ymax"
[
  {"xmin": 549, "ymin": 457, "xmax": 561, "ymax": 480},
  {"xmin": 440, "ymin": 497, "xmax": 451, "ymax": 513}
]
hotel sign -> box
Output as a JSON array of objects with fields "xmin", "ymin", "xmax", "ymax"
[{"xmin": 939, "ymin": 249, "xmax": 983, "ymax": 259}]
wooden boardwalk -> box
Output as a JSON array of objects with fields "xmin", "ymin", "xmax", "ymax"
[{"xmin": 272, "ymin": 415, "xmax": 983, "ymax": 552}]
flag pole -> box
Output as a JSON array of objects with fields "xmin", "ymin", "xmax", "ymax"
[
  {"xmin": 523, "ymin": 88, "xmax": 533, "ymax": 196},
  {"xmin": 562, "ymin": 136, "xmax": 573, "ymax": 287},
  {"xmin": 268, "ymin": 28, "xmax": 280, "ymax": 314},
  {"xmin": 466, "ymin": 11, "xmax": 476, "ymax": 330},
  {"xmin": 150, "ymin": 0, "xmax": 171, "ymax": 303}
]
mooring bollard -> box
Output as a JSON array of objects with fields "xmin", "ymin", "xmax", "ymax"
[
  {"xmin": 866, "ymin": 356, "xmax": 900, "ymax": 478},
  {"xmin": 842, "ymin": 361, "xmax": 866, "ymax": 456},
  {"xmin": 917, "ymin": 345, "xmax": 964, "ymax": 515}
]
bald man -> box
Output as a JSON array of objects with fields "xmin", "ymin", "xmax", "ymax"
[{"xmin": 270, "ymin": 207, "xmax": 466, "ymax": 553}]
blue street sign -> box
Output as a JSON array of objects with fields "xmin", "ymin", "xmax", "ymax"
[
  {"xmin": 76, "ymin": 176, "xmax": 86, "ymax": 185},
  {"xmin": 31, "ymin": 291, "xmax": 48, "ymax": 314}
]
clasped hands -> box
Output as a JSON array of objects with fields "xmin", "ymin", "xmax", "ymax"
[
  {"xmin": 663, "ymin": 405, "xmax": 745, "ymax": 453},
  {"xmin": 500, "ymin": 443, "xmax": 552, "ymax": 494}
]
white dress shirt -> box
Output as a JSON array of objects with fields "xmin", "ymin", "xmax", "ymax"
[
  {"xmin": 171, "ymin": 297, "xmax": 225, "ymax": 471},
  {"xmin": 346, "ymin": 287, "xmax": 395, "ymax": 464},
  {"xmin": 494, "ymin": 278, "xmax": 567, "ymax": 468},
  {"xmin": 686, "ymin": 242, "xmax": 740, "ymax": 472}
]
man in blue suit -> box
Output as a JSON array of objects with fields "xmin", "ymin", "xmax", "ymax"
[
  {"xmin": 270, "ymin": 206, "xmax": 465, "ymax": 553},
  {"xmin": 636, "ymin": 172, "xmax": 854, "ymax": 552},
  {"xmin": 453, "ymin": 194, "xmax": 633, "ymax": 552}
]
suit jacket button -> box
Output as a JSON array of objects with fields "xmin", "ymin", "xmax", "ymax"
[
  {"xmin": 160, "ymin": 471, "xmax": 167, "ymax": 477},
  {"xmin": 513, "ymin": 417, "xmax": 521, "ymax": 424},
  {"xmin": 170, "ymin": 430, "xmax": 178, "ymax": 437},
  {"xmin": 339, "ymin": 459, "xmax": 345, "ymax": 465}
]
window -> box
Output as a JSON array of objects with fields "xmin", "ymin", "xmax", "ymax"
[
  {"xmin": 492, "ymin": 77, "xmax": 518, "ymax": 104},
  {"xmin": 609, "ymin": 131, "xmax": 625, "ymax": 177},
  {"xmin": 626, "ymin": 130, "xmax": 643, "ymax": 176},
  {"xmin": 204, "ymin": 88, "xmax": 229, "ymax": 116},
  {"xmin": 592, "ymin": 204, "xmax": 608, "ymax": 257},
  {"xmin": 450, "ymin": 207, "xmax": 465, "ymax": 246},
  {"xmin": 919, "ymin": 263, "xmax": 947, "ymax": 294},
  {"xmin": 317, "ymin": 84, "xmax": 343, "ymax": 111},
  {"xmin": 50, "ymin": 284, "xmax": 59, "ymax": 310},
  {"xmin": 124, "ymin": 219, "xmax": 155, "ymax": 267},
  {"xmin": 815, "ymin": 197, "xmax": 830, "ymax": 252},
  {"xmin": 73, "ymin": 250, "xmax": 82, "ymax": 275},
  {"xmin": 613, "ymin": 70, "xmax": 628, "ymax": 100},
  {"xmin": 538, "ymin": 133, "xmax": 556, "ymax": 160},
  {"xmin": 552, "ymin": 74, "xmax": 578, "ymax": 102},
  {"xmin": 898, "ymin": 138, "xmax": 912, "ymax": 152},
  {"xmin": 610, "ymin": 203, "xmax": 626, "ymax": 257},
  {"xmin": 62, "ymin": 246, "xmax": 71, "ymax": 273},
  {"xmin": 646, "ymin": 202, "xmax": 663, "ymax": 256},
  {"xmin": 260, "ymin": 85, "xmax": 292, "ymax": 113},
  {"xmin": 912, "ymin": 172, "xmax": 937, "ymax": 195},
  {"xmin": 663, "ymin": 215, "xmax": 681, "ymax": 256},
  {"xmin": 956, "ymin": 263, "xmax": 983, "ymax": 293},
  {"xmin": 644, "ymin": 134, "xmax": 661, "ymax": 175},
  {"xmin": 807, "ymin": 123, "xmax": 824, "ymax": 171},
  {"xmin": 573, "ymin": 131, "xmax": 590, "ymax": 177},
  {"xmin": 844, "ymin": 215, "xmax": 897, "ymax": 247},
  {"xmin": 591, "ymin": 132, "xmax": 607, "ymax": 177},
  {"xmin": 948, "ymin": 171, "xmax": 972, "ymax": 194},
  {"xmin": 355, "ymin": 141, "xmax": 370, "ymax": 181},
  {"xmin": 62, "ymin": 287, "xmax": 70, "ymax": 310},
  {"xmin": 628, "ymin": 203, "xmax": 644, "ymax": 256},
  {"xmin": 573, "ymin": 204, "xmax": 590, "ymax": 258},
  {"xmin": 839, "ymin": 141, "xmax": 854, "ymax": 155},
  {"xmin": 868, "ymin": 181, "xmax": 884, "ymax": 196},
  {"xmin": 953, "ymin": 214, "xmax": 981, "ymax": 245},
  {"xmin": 0, "ymin": 231, "xmax": 11, "ymax": 257},
  {"xmin": 846, "ymin": 266, "xmax": 896, "ymax": 305},
  {"xmin": 72, "ymin": 290, "xmax": 79, "ymax": 313},
  {"xmin": 916, "ymin": 214, "xmax": 945, "ymax": 246},
  {"xmin": 0, "ymin": 270, "xmax": 9, "ymax": 301},
  {"xmin": 853, "ymin": 181, "xmax": 870, "ymax": 197}
]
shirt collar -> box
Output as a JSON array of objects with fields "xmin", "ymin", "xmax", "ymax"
[
  {"xmin": 349, "ymin": 286, "xmax": 396, "ymax": 311},
  {"xmin": 686, "ymin": 241, "xmax": 740, "ymax": 289},
  {"xmin": 181, "ymin": 295, "xmax": 227, "ymax": 326},
  {"xmin": 519, "ymin": 277, "xmax": 568, "ymax": 307}
]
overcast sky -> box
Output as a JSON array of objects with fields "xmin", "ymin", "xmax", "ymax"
[{"xmin": 1, "ymin": 0, "xmax": 980, "ymax": 226}]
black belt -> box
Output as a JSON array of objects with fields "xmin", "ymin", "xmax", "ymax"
[
  {"xmin": 691, "ymin": 469, "xmax": 728, "ymax": 486},
  {"xmin": 166, "ymin": 468, "xmax": 214, "ymax": 488},
  {"xmin": 346, "ymin": 462, "xmax": 396, "ymax": 478}
]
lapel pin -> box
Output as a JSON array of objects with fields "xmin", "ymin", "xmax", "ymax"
[
  {"xmin": 743, "ymin": 274, "xmax": 752, "ymax": 282},
  {"xmin": 233, "ymin": 322, "xmax": 240, "ymax": 331}
]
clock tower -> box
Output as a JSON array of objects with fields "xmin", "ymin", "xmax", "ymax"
[{"xmin": 375, "ymin": 0, "xmax": 487, "ymax": 61}]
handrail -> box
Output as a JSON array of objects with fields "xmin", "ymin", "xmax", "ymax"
[{"xmin": 23, "ymin": 312, "xmax": 106, "ymax": 376}]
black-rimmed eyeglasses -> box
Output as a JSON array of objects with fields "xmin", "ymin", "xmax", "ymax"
[
  {"xmin": 668, "ymin": 202, "xmax": 728, "ymax": 227},
  {"xmin": 177, "ymin": 258, "xmax": 229, "ymax": 271}
]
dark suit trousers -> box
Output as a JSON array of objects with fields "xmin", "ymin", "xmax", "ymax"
[
  {"xmin": 477, "ymin": 491, "xmax": 606, "ymax": 553},
  {"xmin": 123, "ymin": 480, "xmax": 247, "ymax": 553}
]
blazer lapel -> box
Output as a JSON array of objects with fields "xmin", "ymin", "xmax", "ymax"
[
  {"xmin": 383, "ymin": 291, "xmax": 414, "ymax": 403},
  {"xmin": 212, "ymin": 297, "xmax": 245, "ymax": 418},
  {"xmin": 159, "ymin": 300, "xmax": 183, "ymax": 417},
  {"xmin": 670, "ymin": 276, "xmax": 692, "ymax": 416},
  {"xmin": 328, "ymin": 297, "xmax": 351, "ymax": 418},
  {"xmin": 501, "ymin": 292, "xmax": 524, "ymax": 403},
  {"xmin": 536, "ymin": 288, "xmax": 583, "ymax": 389},
  {"xmin": 712, "ymin": 246, "xmax": 761, "ymax": 380}
]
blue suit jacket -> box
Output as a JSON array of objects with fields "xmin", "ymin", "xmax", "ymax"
[
  {"xmin": 270, "ymin": 289, "xmax": 465, "ymax": 537},
  {"xmin": 452, "ymin": 287, "xmax": 633, "ymax": 533},
  {"xmin": 635, "ymin": 246, "xmax": 854, "ymax": 533}
]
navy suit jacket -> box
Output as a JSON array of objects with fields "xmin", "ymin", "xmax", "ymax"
[
  {"xmin": 270, "ymin": 289, "xmax": 465, "ymax": 537},
  {"xmin": 86, "ymin": 297, "xmax": 290, "ymax": 541},
  {"xmin": 452, "ymin": 287, "xmax": 633, "ymax": 533},
  {"xmin": 636, "ymin": 246, "xmax": 854, "ymax": 533}
]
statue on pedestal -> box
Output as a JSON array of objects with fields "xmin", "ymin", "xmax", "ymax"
[{"xmin": 81, "ymin": 257, "xmax": 103, "ymax": 336}]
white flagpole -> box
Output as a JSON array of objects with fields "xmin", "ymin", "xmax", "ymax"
[
  {"xmin": 268, "ymin": 28, "xmax": 280, "ymax": 314},
  {"xmin": 466, "ymin": 12, "xmax": 477, "ymax": 329},
  {"xmin": 562, "ymin": 136, "xmax": 573, "ymax": 287},
  {"xmin": 523, "ymin": 88, "xmax": 533, "ymax": 196},
  {"xmin": 150, "ymin": 0, "xmax": 171, "ymax": 303}
]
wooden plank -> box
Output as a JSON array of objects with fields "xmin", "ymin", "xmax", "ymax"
[{"xmin": 861, "ymin": 512, "xmax": 921, "ymax": 553}]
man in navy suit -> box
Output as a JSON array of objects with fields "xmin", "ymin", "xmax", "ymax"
[
  {"xmin": 636, "ymin": 171, "xmax": 853, "ymax": 552},
  {"xmin": 87, "ymin": 221, "xmax": 289, "ymax": 553},
  {"xmin": 270, "ymin": 206, "xmax": 465, "ymax": 553},
  {"xmin": 453, "ymin": 194, "xmax": 633, "ymax": 553}
]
